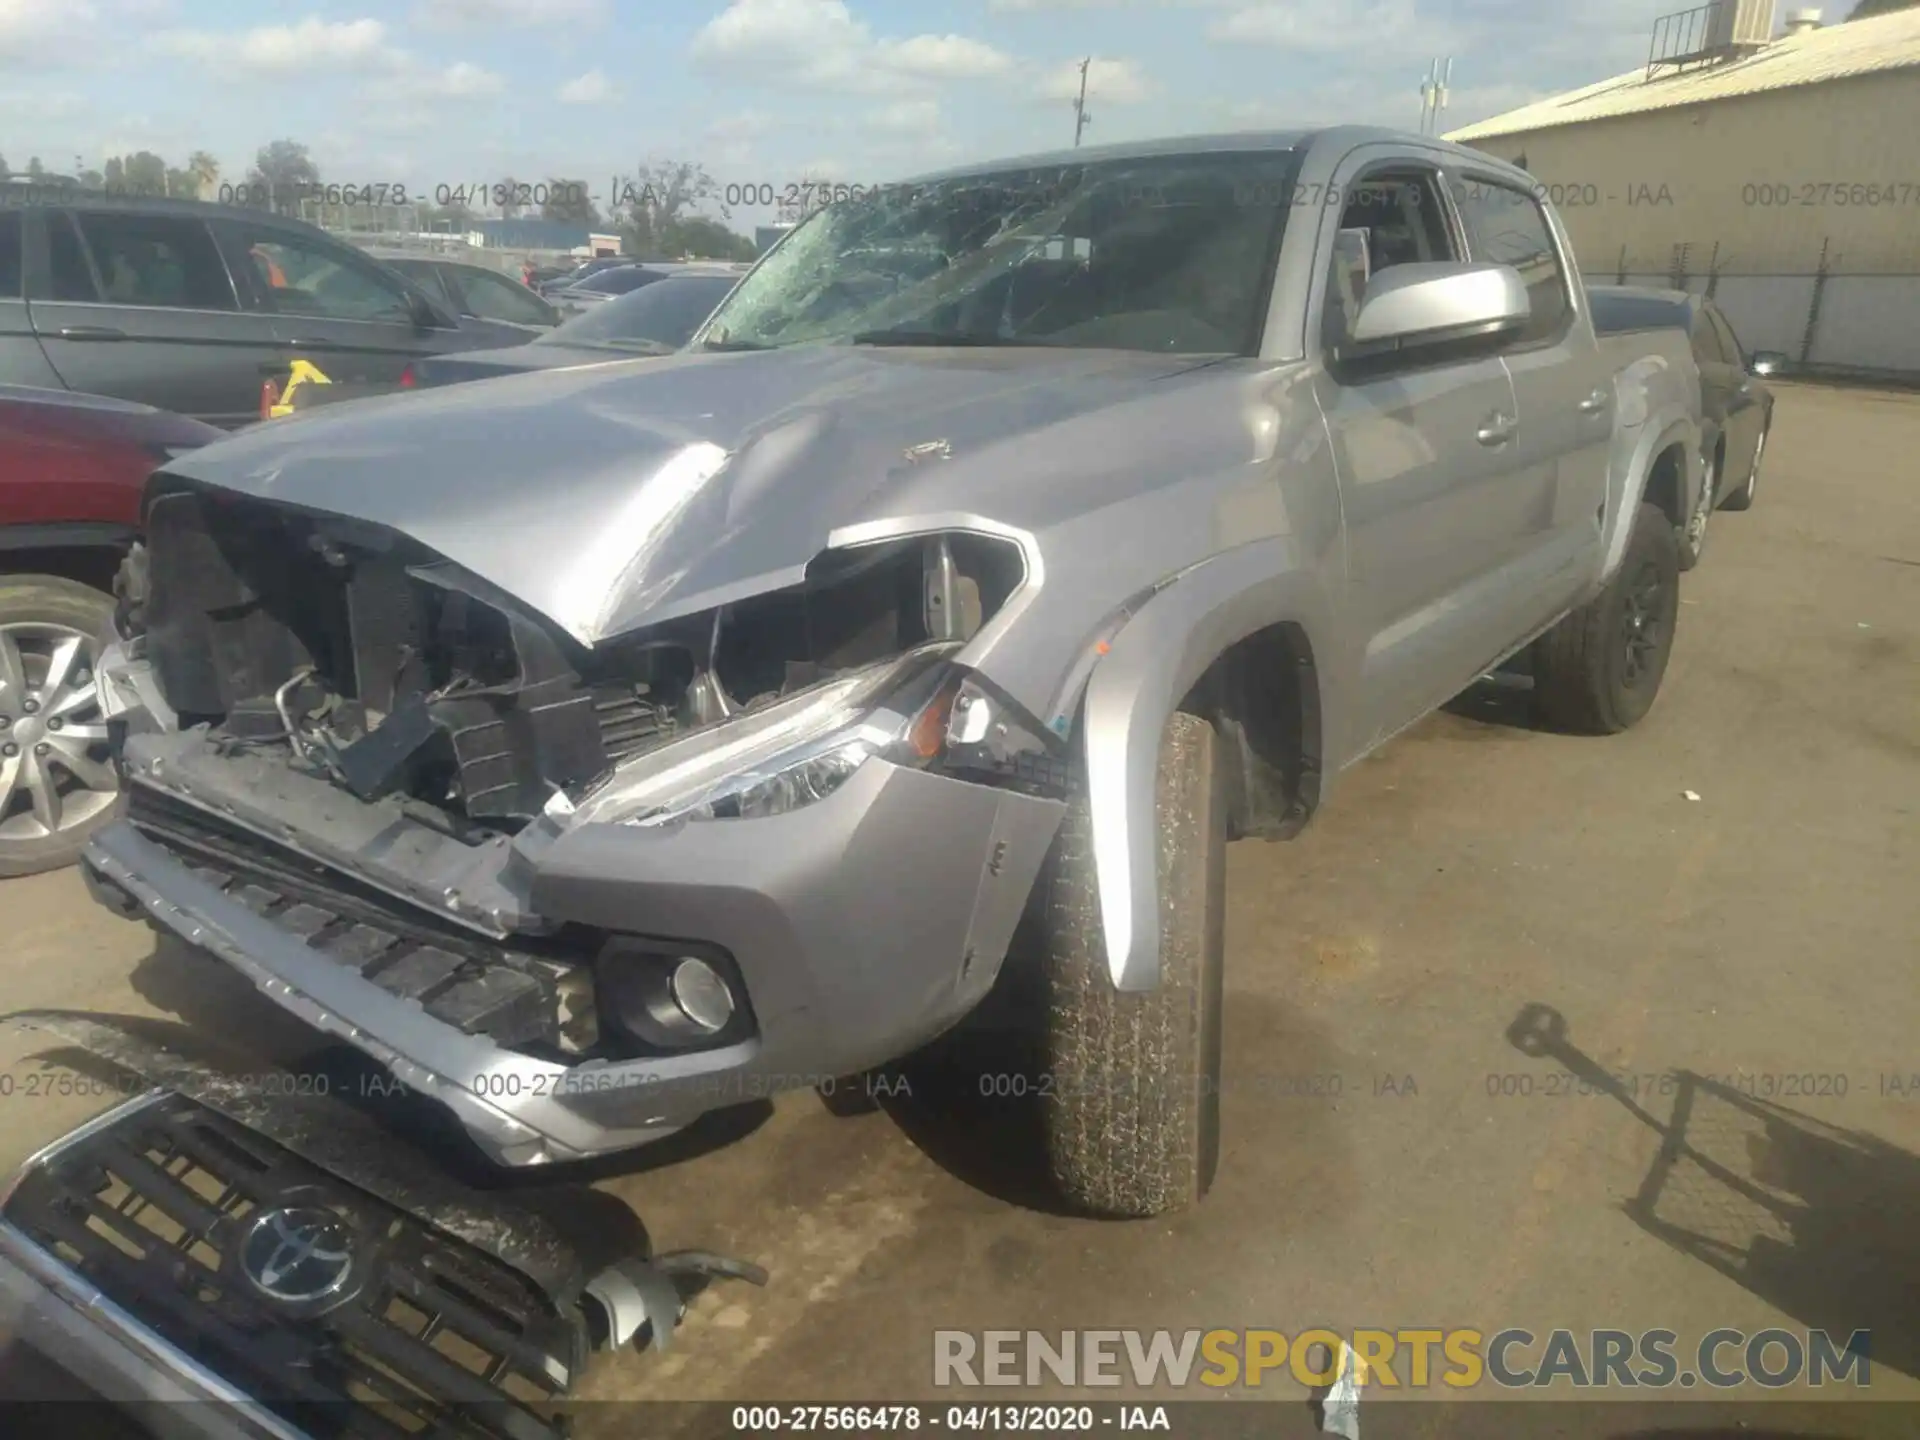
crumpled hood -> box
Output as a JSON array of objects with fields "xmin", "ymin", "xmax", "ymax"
[{"xmin": 162, "ymin": 345, "xmax": 1210, "ymax": 645}]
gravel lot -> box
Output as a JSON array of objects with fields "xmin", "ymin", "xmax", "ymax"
[{"xmin": 1, "ymin": 380, "xmax": 1915, "ymax": 1434}]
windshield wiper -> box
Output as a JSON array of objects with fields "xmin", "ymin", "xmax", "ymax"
[
  {"xmin": 849, "ymin": 329, "xmax": 1045, "ymax": 347},
  {"xmin": 699, "ymin": 336, "xmax": 772, "ymax": 352}
]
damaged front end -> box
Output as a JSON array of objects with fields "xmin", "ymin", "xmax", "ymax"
[{"xmin": 86, "ymin": 476, "xmax": 1069, "ymax": 1165}]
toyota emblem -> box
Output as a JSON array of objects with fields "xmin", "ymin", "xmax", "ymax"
[{"xmin": 238, "ymin": 1206, "xmax": 355, "ymax": 1304}]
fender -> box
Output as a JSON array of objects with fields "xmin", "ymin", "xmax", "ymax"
[
  {"xmin": 1597, "ymin": 392, "xmax": 1700, "ymax": 594},
  {"xmin": 1080, "ymin": 536, "xmax": 1335, "ymax": 991}
]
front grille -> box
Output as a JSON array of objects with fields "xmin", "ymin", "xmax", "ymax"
[
  {"xmin": 125, "ymin": 786, "xmax": 599, "ymax": 1057},
  {"xmin": 590, "ymin": 684, "xmax": 675, "ymax": 766},
  {"xmin": 5, "ymin": 1094, "xmax": 582, "ymax": 1439}
]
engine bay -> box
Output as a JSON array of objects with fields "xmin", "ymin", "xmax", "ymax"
[{"xmin": 122, "ymin": 481, "xmax": 1026, "ymax": 837}]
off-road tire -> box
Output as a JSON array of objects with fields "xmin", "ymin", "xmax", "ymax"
[
  {"xmin": 1024, "ymin": 710, "xmax": 1226, "ymax": 1218},
  {"xmin": 0, "ymin": 575, "xmax": 121, "ymax": 878},
  {"xmin": 1720, "ymin": 422, "xmax": 1766, "ymax": 512},
  {"xmin": 1532, "ymin": 501, "xmax": 1680, "ymax": 735}
]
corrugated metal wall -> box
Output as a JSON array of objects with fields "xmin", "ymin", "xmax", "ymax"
[{"xmin": 1462, "ymin": 69, "xmax": 1920, "ymax": 377}]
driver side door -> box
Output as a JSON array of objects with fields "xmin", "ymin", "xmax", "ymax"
[{"xmin": 210, "ymin": 219, "xmax": 455, "ymax": 387}]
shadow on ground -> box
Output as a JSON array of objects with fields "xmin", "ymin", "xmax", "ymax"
[{"xmin": 1508, "ymin": 1002, "xmax": 1920, "ymax": 1383}]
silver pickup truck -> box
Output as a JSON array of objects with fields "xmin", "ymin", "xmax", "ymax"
[{"xmin": 76, "ymin": 127, "xmax": 1702, "ymax": 1220}]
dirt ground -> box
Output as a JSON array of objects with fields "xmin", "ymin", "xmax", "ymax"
[{"xmin": 0, "ymin": 381, "xmax": 1915, "ymax": 1435}]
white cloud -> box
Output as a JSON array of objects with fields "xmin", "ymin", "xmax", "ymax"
[
  {"xmin": 158, "ymin": 17, "xmax": 398, "ymax": 71},
  {"xmin": 412, "ymin": 0, "xmax": 608, "ymax": 28},
  {"xmin": 692, "ymin": 0, "xmax": 1016, "ymax": 93},
  {"xmin": 558, "ymin": 68, "xmax": 614, "ymax": 104},
  {"xmin": 1206, "ymin": 1, "xmax": 1459, "ymax": 58},
  {"xmin": 1038, "ymin": 56, "xmax": 1152, "ymax": 104},
  {"xmin": 871, "ymin": 98, "xmax": 943, "ymax": 134},
  {"xmin": 420, "ymin": 60, "xmax": 504, "ymax": 98},
  {"xmin": 1, "ymin": 0, "xmax": 99, "ymax": 62},
  {"xmin": 879, "ymin": 35, "xmax": 1014, "ymax": 79}
]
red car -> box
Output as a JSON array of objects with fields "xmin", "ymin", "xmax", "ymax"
[{"xmin": 0, "ymin": 384, "xmax": 222, "ymax": 875}]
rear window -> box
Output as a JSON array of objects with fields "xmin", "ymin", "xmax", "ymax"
[{"xmin": 0, "ymin": 211, "xmax": 20, "ymax": 298}]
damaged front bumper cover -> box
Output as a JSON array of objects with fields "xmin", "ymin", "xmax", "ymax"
[{"xmin": 83, "ymin": 738, "xmax": 1064, "ymax": 1168}]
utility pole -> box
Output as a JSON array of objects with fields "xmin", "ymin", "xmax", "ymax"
[
  {"xmin": 1072, "ymin": 57, "xmax": 1093, "ymax": 147},
  {"xmin": 1418, "ymin": 57, "xmax": 1453, "ymax": 135}
]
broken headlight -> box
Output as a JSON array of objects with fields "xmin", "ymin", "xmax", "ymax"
[{"xmin": 564, "ymin": 649, "xmax": 956, "ymax": 827}]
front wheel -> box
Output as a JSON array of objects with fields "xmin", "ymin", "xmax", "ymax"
[
  {"xmin": 1014, "ymin": 710, "xmax": 1227, "ymax": 1218},
  {"xmin": 1532, "ymin": 501, "xmax": 1681, "ymax": 735}
]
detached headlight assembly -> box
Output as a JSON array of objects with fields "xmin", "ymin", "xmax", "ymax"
[{"xmin": 566, "ymin": 649, "xmax": 959, "ymax": 828}]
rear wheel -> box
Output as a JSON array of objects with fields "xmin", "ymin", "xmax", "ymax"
[
  {"xmin": 0, "ymin": 577, "xmax": 121, "ymax": 878},
  {"xmin": 1013, "ymin": 710, "xmax": 1227, "ymax": 1218},
  {"xmin": 1533, "ymin": 502, "xmax": 1680, "ymax": 735}
]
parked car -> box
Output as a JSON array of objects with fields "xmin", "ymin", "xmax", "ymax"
[
  {"xmin": 84, "ymin": 128, "xmax": 1703, "ymax": 1223},
  {"xmin": 537, "ymin": 256, "xmax": 632, "ymax": 296},
  {"xmin": 362, "ymin": 251, "xmax": 562, "ymax": 333},
  {"xmin": 0, "ymin": 384, "xmax": 221, "ymax": 875},
  {"xmin": 412, "ymin": 273, "xmax": 740, "ymax": 386},
  {"xmin": 0, "ymin": 197, "xmax": 539, "ymax": 428},
  {"xmin": 1590, "ymin": 287, "xmax": 1780, "ymax": 567}
]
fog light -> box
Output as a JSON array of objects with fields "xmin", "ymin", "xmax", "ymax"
[
  {"xmin": 670, "ymin": 957, "xmax": 734, "ymax": 1034},
  {"xmin": 596, "ymin": 939, "xmax": 748, "ymax": 1052}
]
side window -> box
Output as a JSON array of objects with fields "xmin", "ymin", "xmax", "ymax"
[
  {"xmin": 224, "ymin": 225, "xmax": 415, "ymax": 322},
  {"xmin": 1689, "ymin": 310, "xmax": 1724, "ymax": 367},
  {"xmin": 1321, "ymin": 167, "xmax": 1458, "ymax": 356},
  {"xmin": 456, "ymin": 267, "xmax": 556, "ymax": 326},
  {"xmin": 48, "ymin": 213, "xmax": 103, "ymax": 302},
  {"xmin": 0, "ymin": 211, "xmax": 20, "ymax": 298},
  {"xmin": 1336, "ymin": 169, "xmax": 1456, "ymax": 276},
  {"xmin": 71, "ymin": 212, "xmax": 237, "ymax": 310},
  {"xmin": 1448, "ymin": 176, "xmax": 1571, "ymax": 347}
]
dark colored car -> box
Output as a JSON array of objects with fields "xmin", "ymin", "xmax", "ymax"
[
  {"xmin": 0, "ymin": 383, "xmax": 221, "ymax": 875},
  {"xmin": 1590, "ymin": 287, "xmax": 1781, "ymax": 567},
  {"xmin": 0, "ymin": 197, "xmax": 540, "ymax": 428},
  {"xmin": 412, "ymin": 273, "xmax": 738, "ymax": 386},
  {"xmin": 368, "ymin": 253, "xmax": 561, "ymax": 333},
  {"xmin": 537, "ymin": 256, "xmax": 630, "ymax": 296}
]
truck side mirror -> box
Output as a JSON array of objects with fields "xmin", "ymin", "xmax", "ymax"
[{"xmin": 1346, "ymin": 261, "xmax": 1529, "ymax": 351}]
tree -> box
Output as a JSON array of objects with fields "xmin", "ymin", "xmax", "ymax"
[
  {"xmin": 495, "ymin": 176, "xmax": 526, "ymax": 219},
  {"xmin": 541, "ymin": 177, "xmax": 601, "ymax": 228},
  {"xmin": 1847, "ymin": 0, "xmax": 1918, "ymax": 17},
  {"xmin": 103, "ymin": 151, "xmax": 169, "ymax": 196},
  {"xmin": 0, "ymin": 154, "xmax": 8, "ymax": 179},
  {"xmin": 26, "ymin": 157, "xmax": 46, "ymax": 180},
  {"xmin": 613, "ymin": 158, "xmax": 728, "ymax": 258},
  {"xmin": 245, "ymin": 140, "xmax": 320, "ymax": 210},
  {"xmin": 659, "ymin": 215, "xmax": 756, "ymax": 262},
  {"xmin": 187, "ymin": 151, "xmax": 219, "ymax": 200}
]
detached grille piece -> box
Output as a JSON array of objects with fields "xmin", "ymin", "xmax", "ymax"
[
  {"xmin": 4, "ymin": 1094, "xmax": 582, "ymax": 1440},
  {"xmin": 125, "ymin": 785, "xmax": 600, "ymax": 1057}
]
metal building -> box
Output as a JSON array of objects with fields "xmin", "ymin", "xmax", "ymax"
[{"xmin": 1446, "ymin": 3, "xmax": 1920, "ymax": 379}]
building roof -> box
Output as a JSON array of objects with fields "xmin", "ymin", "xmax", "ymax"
[{"xmin": 1446, "ymin": 9, "xmax": 1920, "ymax": 142}]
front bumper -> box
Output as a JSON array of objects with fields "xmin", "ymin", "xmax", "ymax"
[{"xmin": 83, "ymin": 746, "xmax": 1064, "ymax": 1168}]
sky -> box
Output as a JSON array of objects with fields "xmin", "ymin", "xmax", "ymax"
[{"xmin": 0, "ymin": 0, "xmax": 1749, "ymax": 230}]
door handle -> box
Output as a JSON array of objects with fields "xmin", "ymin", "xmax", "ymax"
[
  {"xmin": 56, "ymin": 326, "xmax": 126, "ymax": 341},
  {"xmin": 1476, "ymin": 411, "xmax": 1517, "ymax": 446},
  {"xmin": 1576, "ymin": 388, "xmax": 1609, "ymax": 414}
]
